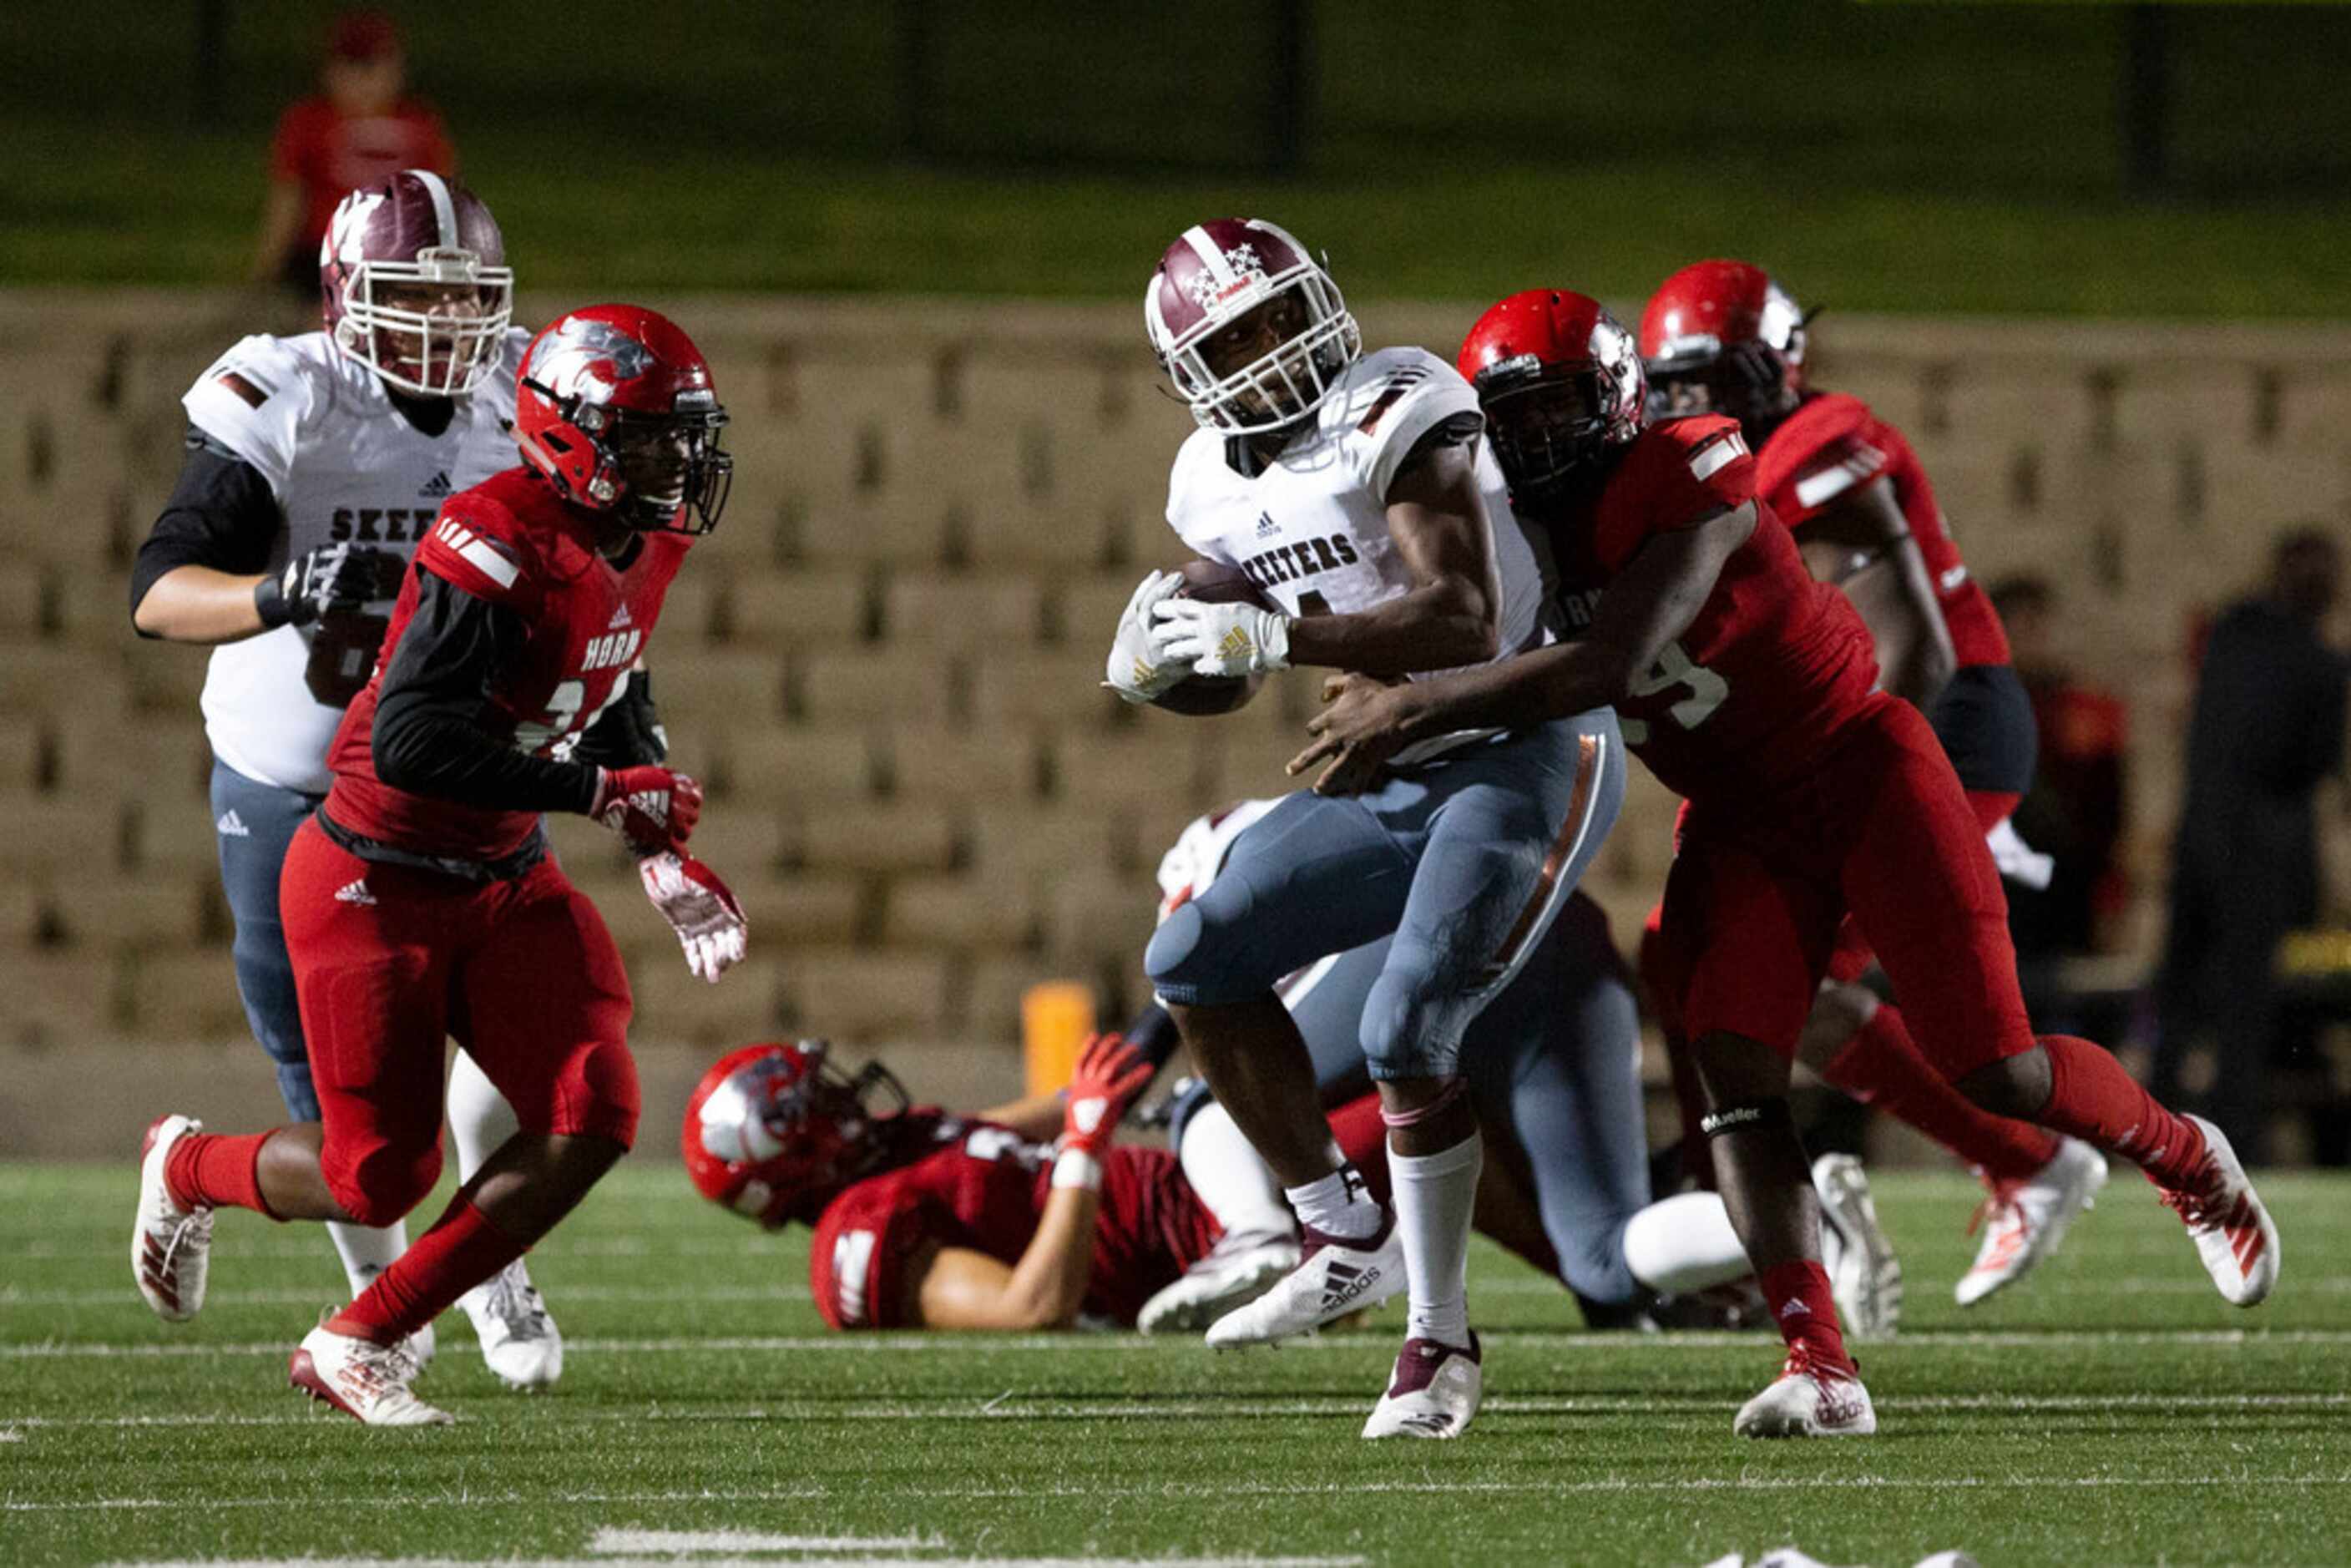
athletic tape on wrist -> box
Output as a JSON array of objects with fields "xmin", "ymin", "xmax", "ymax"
[
  {"xmin": 1378, "ymin": 1076, "xmax": 1468, "ymax": 1129},
  {"xmin": 1050, "ymin": 1149, "xmax": 1103, "ymax": 1191},
  {"xmin": 1699, "ymin": 1098, "xmax": 1794, "ymax": 1139}
]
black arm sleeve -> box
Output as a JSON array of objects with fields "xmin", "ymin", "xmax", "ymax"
[
  {"xmin": 1121, "ymin": 1002, "xmax": 1182, "ymax": 1073},
  {"xmin": 372, "ymin": 570, "xmax": 604, "ymax": 813},
  {"xmin": 574, "ymin": 665, "xmax": 670, "ymax": 768},
  {"xmin": 129, "ymin": 432, "xmax": 281, "ymax": 632}
]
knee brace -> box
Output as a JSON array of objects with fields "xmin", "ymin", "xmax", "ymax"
[{"xmin": 1699, "ymin": 1098, "xmax": 1795, "ymax": 1141}]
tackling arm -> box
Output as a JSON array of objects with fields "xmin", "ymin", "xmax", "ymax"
[
  {"xmin": 910, "ymin": 1187, "xmax": 1104, "ymax": 1332},
  {"xmin": 1796, "ymin": 476, "xmax": 1954, "ymax": 710}
]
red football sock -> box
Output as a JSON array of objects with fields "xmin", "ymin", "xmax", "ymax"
[
  {"xmin": 164, "ymin": 1131, "xmax": 281, "ymax": 1218},
  {"xmin": 2035, "ymin": 1034, "xmax": 2207, "ymax": 1190},
  {"xmin": 1823, "ymin": 1005, "xmax": 2060, "ymax": 1184},
  {"xmin": 1757, "ymin": 1259, "xmax": 1854, "ymax": 1374},
  {"xmin": 327, "ymin": 1196, "xmax": 523, "ymax": 1347}
]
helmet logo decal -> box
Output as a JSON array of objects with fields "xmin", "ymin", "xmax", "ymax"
[
  {"xmin": 327, "ymin": 193, "xmax": 388, "ymax": 265},
  {"xmin": 1185, "ymin": 242, "xmax": 1267, "ymax": 309},
  {"xmin": 528, "ymin": 316, "xmax": 654, "ymax": 402}
]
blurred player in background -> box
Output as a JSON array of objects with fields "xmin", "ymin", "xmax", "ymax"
[
  {"xmin": 1637, "ymin": 260, "xmax": 2106, "ymax": 1308},
  {"xmin": 129, "ymin": 170, "xmax": 587, "ymax": 1384},
  {"xmin": 1295, "ymin": 287, "xmax": 2278, "ymax": 1439},
  {"xmin": 130, "ymin": 304, "xmax": 748, "ymax": 1425},
  {"xmin": 1108, "ymin": 218, "xmax": 1623, "ymax": 1439},
  {"xmin": 252, "ymin": 11, "xmax": 457, "ymax": 291}
]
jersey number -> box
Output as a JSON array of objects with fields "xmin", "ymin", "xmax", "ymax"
[
  {"xmin": 1620, "ymin": 640, "xmax": 1727, "ymax": 745},
  {"xmin": 513, "ymin": 674, "xmax": 628, "ymax": 761}
]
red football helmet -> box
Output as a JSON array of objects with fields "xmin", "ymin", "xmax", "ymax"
[
  {"xmin": 1455, "ymin": 289, "xmax": 1646, "ymax": 499},
  {"xmin": 1144, "ymin": 217, "xmax": 1360, "ymax": 435},
  {"xmin": 681, "ymin": 1041, "xmax": 911, "ymax": 1227},
  {"xmin": 320, "ymin": 169, "xmax": 513, "ymax": 399},
  {"xmin": 1637, "ymin": 260, "xmax": 1808, "ymax": 430},
  {"xmin": 515, "ymin": 304, "xmax": 733, "ymax": 535}
]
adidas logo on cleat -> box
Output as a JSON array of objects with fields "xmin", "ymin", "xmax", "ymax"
[
  {"xmin": 333, "ymin": 879, "xmax": 377, "ymax": 907},
  {"xmin": 1777, "ymin": 1297, "xmax": 1810, "ymax": 1320},
  {"xmin": 215, "ymin": 811, "xmax": 250, "ymax": 838},
  {"xmin": 418, "ymin": 470, "xmax": 453, "ymax": 499},
  {"xmin": 1319, "ymin": 1259, "xmax": 1382, "ymax": 1313}
]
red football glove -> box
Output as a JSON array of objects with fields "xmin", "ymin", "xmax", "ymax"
[
  {"xmin": 590, "ymin": 766, "xmax": 701, "ymax": 856},
  {"xmin": 639, "ymin": 851, "xmax": 748, "ymax": 983},
  {"xmin": 1058, "ymin": 1032, "xmax": 1155, "ymax": 1157}
]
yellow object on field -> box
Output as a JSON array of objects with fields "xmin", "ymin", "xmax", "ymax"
[{"xmin": 1023, "ymin": 980, "xmax": 1097, "ymax": 1095}]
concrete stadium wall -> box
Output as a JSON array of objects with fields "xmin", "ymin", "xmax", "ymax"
[{"xmin": 1, "ymin": 290, "xmax": 2345, "ymax": 1157}]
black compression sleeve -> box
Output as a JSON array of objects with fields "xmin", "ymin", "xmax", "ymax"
[
  {"xmin": 372, "ymin": 571, "xmax": 603, "ymax": 812},
  {"xmin": 574, "ymin": 665, "xmax": 670, "ymax": 768},
  {"xmin": 129, "ymin": 432, "xmax": 281, "ymax": 632},
  {"xmin": 1121, "ymin": 1002, "xmax": 1182, "ymax": 1072}
]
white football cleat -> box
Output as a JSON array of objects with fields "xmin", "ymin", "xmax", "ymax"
[
  {"xmin": 346, "ymin": 1264, "xmax": 437, "ymax": 1372},
  {"xmin": 1138, "ymin": 1229, "xmax": 1302, "ymax": 1336},
  {"xmin": 1733, "ymin": 1347, "xmax": 1877, "ymax": 1439},
  {"xmin": 1362, "ymin": 1334, "xmax": 1483, "ymax": 1439},
  {"xmin": 290, "ymin": 1321, "xmax": 453, "ymax": 1427},
  {"xmin": 1812, "ymin": 1153, "xmax": 1900, "ymax": 1342},
  {"xmin": 1204, "ymin": 1210, "xmax": 1404, "ymax": 1347},
  {"xmin": 2160, "ymin": 1115, "xmax": 2280, "ymax": 1308},
  {"xmin": 1955, "ymin": 1136, "xmax": 2108, "ymax": 1308},
  {"xmin": 459, "ymin": 1257, "xmax": 564, "ymax": 1388},
  {"xmin": 132, "ymin": 1115, "xmax": 213, "ymax": 1323}
]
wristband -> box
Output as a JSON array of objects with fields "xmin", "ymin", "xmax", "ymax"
[
  {"xmin": 254, "ymin": 571, "xmax": 296, "ymax": 630},
  {"xmin": 1050, "ymin": 1149, "xmax": 1103, "ymax": 1191}
]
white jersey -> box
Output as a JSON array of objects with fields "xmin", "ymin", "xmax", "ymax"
[
  {"xmin": 1164, "ymin": 346, "xmax": 1558, "ymax": 764},
  {"xmin": 183, "ymin": 328, "xmax": 528, "ymax": 795}
]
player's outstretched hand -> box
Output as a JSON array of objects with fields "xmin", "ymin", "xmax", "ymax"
[
  {"xmin": 1289, "ymin": 673, "xmax": 1419, "ymax": 797},
  {"xmin": 639, "ymin": 852, "xmax": 748, "ymax": 983},
  {"xmin": 1148, "ymin": 594, "xmax": 1291, "ymax": 678},
  {"xmin": 1059, "ymin": 1033, "xmax": 1155, "ymax": 1156},
  {"xmin": 590, "ymin": 766, "xmax": 702, "ymax": 856},
  {"xmin": 1104, "ymin": 569, "xmax": 1187, "ymax": 704},
  {"xmin": 256, "ymin": 542, "xmax": 407, "ymax": 628}
]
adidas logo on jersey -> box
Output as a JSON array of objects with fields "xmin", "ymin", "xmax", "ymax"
[
  {"xmin": 608, "ymin": 602, "xmax": 633, "ymax": 630},
  {"xmin": 1319, "ymin": 1258, "xmax": 1383, "ymax": 1313},
  {"xmin": 417, "ymin": 470, "xmax": 453, "ymax": 499},
  {"xmin": 333, "ymin": 879, "xmax": 377, "ymax": 907},
  {"xmin": 1254, "ymin": 510, "xmax": 1280, "ymax": 539},
  {"xmin": 214, "ymin": 811, "xmax": 250, "ymax": 838}
]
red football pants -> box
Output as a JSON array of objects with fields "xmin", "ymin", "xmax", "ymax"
[
  {"xmin": 1647, "ymin": 695, "xmax": 2034, "ymax": 1077},
  {"xmin": 281, "ymin": 820, "xmax": 640, "ymax": 1228},
  {"xmin": 1824, "ymin": 787, "xmax": 2022, "ymax": 984}
]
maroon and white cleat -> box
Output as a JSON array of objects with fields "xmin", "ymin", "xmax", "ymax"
[
  {"xmin": 1733, "ymin": 1344, "xmax": 1877, "ymax": 1439},
  {"xmin": 1204, "ymin": 1208, "xmax": 1403, "ymax": 1347},
  {"xmin": 291, "ymin": 1321, "xmax": 453, "ymax": 1427},
  {"xmin": 2160, "ymin": 1115, "xmax": 2280, "ymax": 1308},
  {"xmin": 131, "ymin": 1115, "xmax": 212, "ymax": 1323},
  {"xmin": 1362, "ymin": 1333, "xmax": 1483, "ymax": 1439}
]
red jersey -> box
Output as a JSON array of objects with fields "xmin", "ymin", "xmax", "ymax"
[
  {"xmin": 270, "ymin": 97, "xmax": 455, "ymax": 255},
  {"xmin": 809, "ymin": 1118, "xmax": 1222, "ymax": 1331},
  {"xmin": 1756, "ymin": 393, "xmax": 2010, "ymax": 670},
  {"xmin": 323, "ymin": 467, "xmax": 690, "ymax": 861},
  {"xmin": 1546, "ymin": 416, "xmax": 1880, "ymax": 802}
]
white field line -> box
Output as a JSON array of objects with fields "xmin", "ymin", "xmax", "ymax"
[
  {"xmin": 7, "ymin": 1392, "xmax": 2348, "ymax": 1434},
  {"xmin": 589, "ymin": 1528, "xmax": 938, "ymax": 1553},
  {"xmin": 104, "ymin": 1560, "xmax": 1365, "ymax": 1568},
  {"xmin": 17, "ymin": 1474, "xmax": 2351, "ymax": 1517},
  {"xmin": 9, "ymin": 1328, "xmax": 2351, "ymax": 1360}
]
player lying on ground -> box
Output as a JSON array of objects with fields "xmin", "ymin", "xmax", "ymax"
[
  {"xmin": 1635, "ymin": 260, "xmax": 2106, "ymax": 1308},
  {"xmin": 1112, "ymin": 217, "xmax": 1622, "ymax": 1440},
  {"xmin": 1146, "ymin": 801, "xmax": 1898, "ymax": 1338},
  {"xmin": 127, "ymin": 170, "xmax": 584, "ymax": 1383},
  {"xmin": 131, "ymin": 304, "xmax": 749, "ymax": 1426},
  {"xmin": 1292, "ymin": 288, "xmax": 2280, "ymax": 1439}
]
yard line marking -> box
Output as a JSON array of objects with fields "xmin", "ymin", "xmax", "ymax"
[
  {"xmin": 0, "ymin": 1283, "xmax": 815, "ymax": 1308},
  {"xmin": 588, "ymin": 1526, "xmax": 937, "ymax": 1553},
  {"xmin": 9, "ymin": 1393, "xmax": 2348, "ymax": 1431},
  {"xmin": 18, "ymin": 1474, "xmax": 2351, "ymax": 1516},
  {"xmin": 105, "ymin": 1559, "xmax": 1365, "ymax": 1568},
  {"xmin": 9, "ymin": 1328, "xmax": 2351, "ymax": 1360}
]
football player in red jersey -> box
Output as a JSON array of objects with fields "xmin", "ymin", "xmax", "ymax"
[
  {"xmin": 1292, "ymin": 289, "xmax": 2280, "ymax": 1439},
  {"xmin": 1637, "ymin": 260, "xmax": 2108, "ymax": 1308},
  {"xmin": 129, "ymin": 305, "xmax": 750, "ymax": 1426}
]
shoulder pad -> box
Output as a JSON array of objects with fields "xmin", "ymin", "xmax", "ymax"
[
  {"xmin": 1757, "ymin": 395, "xmax": 1887, "ymax": 523},
  {"xmin": 416, "ymin": 492, "xmax": 533, "ymax": 603},
  {"xmin": 181, "ymin": 334, "xmax": 321, "ymax": 494},
  {"xmin": 1327, "ymin": 347, "xmax": 1482, "ymax": 501},
  {"xmin": 1590, "ymin": 417, "xmax": 1756, "ymax": 573}
]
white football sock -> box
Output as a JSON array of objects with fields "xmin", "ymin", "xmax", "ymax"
[
  {"xmin": 447, "ymin": 1048, "xmax": 519, "ymax": 1182},
  {"xmin": 326, "ymin": 1220, "xmax": 409, "ymax": 1299},
  {"xmin": 1621, "ymin": 1190, "xmax": 1754, "ymax": 1295},
  {"xmin": 1390, "ymin": 1130, "xmax": 1481, "ymax": 1348},
  {"xmin": 1285, "ymin": 1145, "xmax": 1383, "ymax": 1241},
  {"xmin": 1178, "ymin": 1102, "xmax": 1297, "ymax": 1240}
]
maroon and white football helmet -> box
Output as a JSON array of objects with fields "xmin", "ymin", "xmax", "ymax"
[
  {"xmin": 1144, "ymin": 217, "xmax": 1361, "ymax": 435},
  {"xmin": 319, "ymin": 169, "xmax": 513, "ymax": 399},
  {"xmin": 1456, "ymin": 289, "xmax": 1646, "ymax": 498},
  {"xmin": 682, "ymin": 1041, "xmax": 912, "ymax": 1227},
  {"xmin": 515, "ymin": 304, "xmax": 733, "ymax": 534}
]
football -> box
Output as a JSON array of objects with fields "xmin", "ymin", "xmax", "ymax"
[{"xmin": 1150, "ymin": 559, "xmax": 1272, "ymax": 716}]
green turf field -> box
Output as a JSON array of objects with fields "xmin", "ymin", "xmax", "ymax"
[{"xmin": 3, "ymin": 1163, "xmax": 2345, "ymax": 1566}]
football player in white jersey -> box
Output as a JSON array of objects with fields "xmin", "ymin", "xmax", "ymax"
[
  {"xmin": 128, "ymin": 169, "xmax": 634, "ymax": 1387},
  {"xmin": 1105, "ymin": 218, "xmax": 1625, "ymax": 1439}
]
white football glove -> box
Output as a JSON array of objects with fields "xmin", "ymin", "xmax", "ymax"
[
  {"xmin": 1148, "ymin": 595, "xmax": 1292, "ymax": 678},
  {"xmin": 640, "ymin": 852, "xmax": 748, "ymax": 983},
  {"xmin": 1103, "ymin": 569, "xmax": 1189, "ymax": 704}
]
